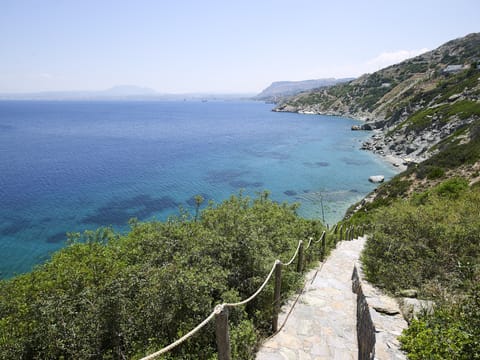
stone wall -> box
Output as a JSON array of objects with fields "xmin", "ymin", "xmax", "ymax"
[{"xmin": 352, "ymin": 262, "xmax": 407, "ymax": 360}]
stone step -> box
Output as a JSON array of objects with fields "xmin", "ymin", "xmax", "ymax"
[{"xmin": 256, "ymin": 238, "xmax": 366, "ymax": 360}]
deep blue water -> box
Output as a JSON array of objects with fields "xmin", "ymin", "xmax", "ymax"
[{"xmin": 0, "ymin": 100, "xmax": 396, "ymax": 278}]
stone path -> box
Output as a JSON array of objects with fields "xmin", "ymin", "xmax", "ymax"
[{"xmin": 256, "ymin": 237, "xmax": 366, "ymax": 360}]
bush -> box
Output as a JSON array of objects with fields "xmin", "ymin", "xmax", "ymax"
[
  {"xmin": 426, "ymin": 166, "xmax": 445, "ymax": 180},
  {"xmin": 433, "ymin": 177, "xmax": 469, "ymax": 197},
  {"xmin": 400, "ymin": 285, "xmax": 480, "ymax": 359},
  {"xmin": 361, "ymin": 182, "xmax": 480, "ymax": 296},
  {"xmin": 0, "ymin": 193, "xmax": 323, "ymax": 359}
]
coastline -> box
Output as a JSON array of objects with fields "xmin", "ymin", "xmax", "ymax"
[
  {"xmin": 375, "ymin": 152, "xmax": 408, "ymax": 172},
  {"xmin": 277, "ymin": 108, "xmax": 410, "ymax": 173}
]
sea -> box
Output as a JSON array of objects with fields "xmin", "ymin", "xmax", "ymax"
[{"xmin": 0, "ymin": 100, "xmax": 397, "ymax": 278}]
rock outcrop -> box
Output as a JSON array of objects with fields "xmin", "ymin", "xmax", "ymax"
[{"xmin": 274, "ymin": 33, "xmax": 480, "ymax": 165}]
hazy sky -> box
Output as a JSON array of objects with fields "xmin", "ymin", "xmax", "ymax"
[{"xmin": 1, "ymin": 0, "xmax": 479, "ymax": 94}]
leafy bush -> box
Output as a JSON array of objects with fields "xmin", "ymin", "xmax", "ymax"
[
  {"xmin": 426, "ymin": 165, "xmax": 445, "ymax": 179},
  {"xmin": 361, "ymin": 180, "xmax": 480, "ymax": 359},
  {"xmin": 400, "ymin": 285, "xmax": 480, "ymax": 359},
  {"xmin": 0, "ymin": 193, "xmax": 324, "ymax": 359},
  {"xmin": 433, "ymin": 177, "xmax": 469, "ymax": 197},
  {"xmin": 361, "ymin": 182, "xmax": 479, "ymax": 296}
]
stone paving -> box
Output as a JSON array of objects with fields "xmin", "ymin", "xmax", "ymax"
[{"xmin": 256, "ymin": 237, "xmax": 366, "ymax": 360}]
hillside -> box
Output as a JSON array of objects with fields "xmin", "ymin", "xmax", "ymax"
[
  {"xmin": 254, "ymin": 78, "xmax": 353, "ymax": 102},
  {"xmin": 275, "ymin": 33, "xmax": 480, "ymax": 165},
  {"xmin": 331, "ymin": 34, "xmax": 480, "ymax": 359}
]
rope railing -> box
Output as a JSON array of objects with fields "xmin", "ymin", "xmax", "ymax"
[
  {"xmin": 223, "ymin": 259, "xmax": 279, "ymax": 308},
  {"xmin": 304, "ymin": 236, "xmax": 314, "ymax": 251},
  {"xmin": 282, "ymin": 240, "xmax": 303, "ymax": 266},
  {"xmin": 141, "ymin": 307, "xmax": 220, "ymax": 360},
  {"xmin": 140, "ymin": 224, "xmax": 363, "ymax": 360}
]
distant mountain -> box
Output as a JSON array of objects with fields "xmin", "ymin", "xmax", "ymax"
[
  {"xmin": 254, "ymin": 78, "xmax": 354, "ymax": 102},
  {"xmin": 99, "ymin": 85, "xmax": 157, "ymax": 96},
  {"xmin": 0, "ymin": 86, "xmax": 254, "ymax": 101},
  {"xmin": 0, "ymin": 85, "xmax": 159, "ymax": 100}
]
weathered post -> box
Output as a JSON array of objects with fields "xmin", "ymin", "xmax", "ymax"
[
  {"xmin": 339, "ymin": 224, "xmax": 343, "ymax": 242},
  {"xmin": 297, "ymin": 241, "xmax": 304, "ymax": 273},
  {"xmin": 272, "ymin": 261, "xmax": 282, "ymax": 332},
  {"xmin": 320, "ymin": 231, "xmax": 326, "ymax": 261},
  {"xmin": 215, "ymin": 306, "xmax": 231, "ymax": 360}
]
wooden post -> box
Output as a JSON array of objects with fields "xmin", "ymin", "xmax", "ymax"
[
  {"xmin": 272, "ymin": 261, "xmax": 282, "ymax": 332},
  {"xmin": 297, "ymin": 241, "xmax": 304, "ymax": 273},
  {"xmin": 215, "ymin": 307, "xmax": 231, "ymax": 360},
  {"xmin": 320, "ymin": 232, "xmax": 326, "ymax": 261},
  {"xmin": 339, "ymin": 224, "xmax": 343, "ymax": 242}
]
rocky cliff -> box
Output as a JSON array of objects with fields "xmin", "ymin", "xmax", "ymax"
[{"xmin": 275, "ymin": 33, "xmax": 480, "ymax": 165}]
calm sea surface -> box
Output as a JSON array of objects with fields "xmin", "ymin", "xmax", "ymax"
[{"xmin": 0, "ymin": 100, "xmax": 396, "ymax": 278}]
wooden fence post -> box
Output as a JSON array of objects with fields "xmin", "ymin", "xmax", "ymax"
[
  {"xmin": 339, "ymin": 224, "xmax": 343, "ymax": 242},
  {"xmin": 215, "ymin": 307, "xmax": 231, "ymax": 360},
  {"xmin": 272, "ymin": 261, "xmax": 282, "ymax": 332},
  {"xmin": 297, "ymin": 241, "xmax": 304, "ymax": 273},
  {"xmin": 320, "ymin": 232, "xmax": 326, "ymax": 261}
]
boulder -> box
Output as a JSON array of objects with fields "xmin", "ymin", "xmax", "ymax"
[
  {"xmin": 405, "ymin": 145, "xmax": 417, "ymax": 154},
  {"xmin": 398, "ymin": 298, "xmax": 435, "ymax": 323},
  {"xmin": 369, "ymin": 175, "xmax": 385, "ymax": 183}
]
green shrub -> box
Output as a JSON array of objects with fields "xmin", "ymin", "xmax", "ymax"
[
  {"xmin": 400, "ymin": 285, "xmax": 480, "ymax": 359},
  {"xmin": 362, "ymin": 182, "xmax": 480, "ymax": 296},
  {"xmin": 0, "ymin": 193, "xmax": 324, "ymax": 359},
  {"xmin": 433, "ymin": 177, "xmax": 469, "ymax": 198},
  {"xmin": 426, "ymin": 166, "xmax": 445, "ymax": 179}
]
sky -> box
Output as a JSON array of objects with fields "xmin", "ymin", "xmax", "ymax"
[{"xmin": 1, "ymin": 0, "xmax": 479, "ymax": 94}]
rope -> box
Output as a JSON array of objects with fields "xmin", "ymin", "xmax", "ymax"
[
  {"xmin": 261, "ymin": 259, "xmax": 328, "ymax": 344},
  {"xmin": 140, "ymin": 260, "xmax": 281, "ymax": 359},
  {"xmin": 283, "ymin": 240, "xmax": 303, "ymax": 266},
  {"xmin": 140, "ymin": 305, "xmax": 222, "ymax": 360},
  {"xmin": 313, "ymin": 231, "xmax": 326, "ymax": 243},
  {"xmin": 304, "ymin": 237, "xmax": 313, "ymax": 251},
  {"xmin": 224, "ymin": 259, "xmax": 279, "ymax": 308},
  {"xmin": 140, "ymin": 236, "xmax": 311, "ymax": 359}
]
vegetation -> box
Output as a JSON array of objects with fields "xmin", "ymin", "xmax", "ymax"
[
  {"xmin": 359, "ymin": 180, "xmax": 480, "ymax": 358},
  {"xmin": 361, "ymin": 180, "xmax": 478, "ymax": 295},
  {"xmin": 400, "ymin": 287, "xmax": 480, "ymax": 360},
  {"xmin": 277, "ymin": 33, "xmax": 480, "ymax": 360},
  {"xmin": 0, "ymin": 192, "xmax": 326, "ymax": 359}
]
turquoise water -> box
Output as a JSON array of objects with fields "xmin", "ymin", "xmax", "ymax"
[{"xmin": 0, "ymin": 100, "xmax": 397, "ymax": 278}]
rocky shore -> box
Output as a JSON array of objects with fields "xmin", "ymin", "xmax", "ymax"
[
  {"xmin": 357, "ymin": 113, "xmax": 477, "ymax": 171},
  {"xmin": 275, "ymin": 104, "xmax": 477, "ymax": 173}
]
